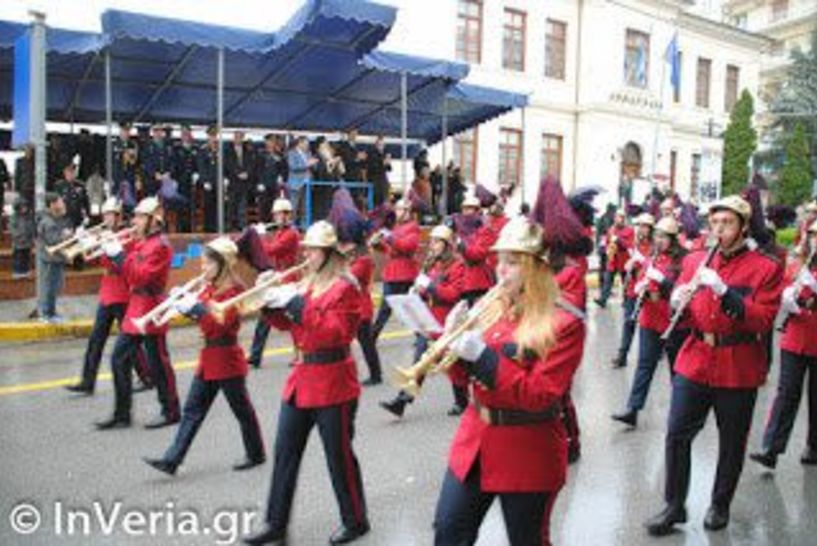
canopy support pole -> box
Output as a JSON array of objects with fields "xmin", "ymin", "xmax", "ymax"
[
  {"xmin": 520, "ymin": 106, "xmax": 527, "ymax": 206},
  {"xmin": 440, "ymin": 97, "xmax": 448, "ymax": 216},
  {"xmin": 217, "ymin": 47, "xmax": 225, "ymax": 234},
  {"xmin": 401, "ymin": 70, "xmax": 408, "ymax": 193},
  {"xmin": 105, "ymin": 50, "xmax": 113, "ymax": 192}
]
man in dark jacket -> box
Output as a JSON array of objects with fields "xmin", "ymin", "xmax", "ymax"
[
  {"xmin": 36, "ymin": 193, "xmax": 73, "ymax": 322},
  {"xmin": 54, "ymin": 163, "xmax": 90, "ymax": 228},
  {"xmin": 366, "ymin": 136, "xmax": 391, "ymax": 208},
  {"xmin": 225, "ymin": 130, "xmax": 255, "ymax": 230}
]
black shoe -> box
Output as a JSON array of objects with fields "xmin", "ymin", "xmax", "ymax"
[
  {"xmin": 361, "ymin": 377, "xmax": 382, "ymax": 387},
  {"xmin": 610, "ymin": 357, "xmax": 626, "ymax": 369},
  {"xmin": 65, "ymin": 383, "xmax": 93, "ymax": 395},
  {"xmin": 233, "ymin": 457, "xmax": 266, "ymax": 471},
  {"xmin": 446, "ymin": 404, "xmax": 466, "ymax": 417},
  {"xmin": 703, "ymin": 505, "xmax": 729, "ymax": 531},
  {"xmin": 800, "ymin": 446, "xmax": 817, "ymax": 465},
  {"xmin": 143, "ymin": 457, "xmax": 178, "ymax": 476},
  {"xmin": 144, "ymin": 416, "xmax": 180, "ymax": 430},
  {"xmin": 749, "ymin": 450, "xmax": 778, "ymax": 469},
  {"xmin": 594, "ymin": 298, "xmax": 607, "ymax": 309},
  {"xmin": 249, "ymin": 361, "xmax": 261, "ymax": 370},
  {"xmin": 380, "ymin": 392, "xmax": 412, "ymax": 418},
  {"xmin": 611, "ymin": 410, "xmax": 638, "ymax": 427},
  {"xmin": 568, "ymin": 445, "xmax": 581, "ymax": 464},
  {"xmin": 329, "ymin": 521, "xmax": 370, "ymax": 544},
  {"xmin": 645, "ymin": 505, "xmax": 687, "ymax": 536},
  {"xmin": 95, "ymin": 416, "xmax": 131, "ymax": 430},
  {"xmin": 133, "ymin": 381, "xmax": 154, "ymax": 393},
  {"xmin": 244, "ymin": 525, "xmax": 287, "ymax": 545}
]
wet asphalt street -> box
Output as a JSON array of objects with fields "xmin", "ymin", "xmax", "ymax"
[{"xmin": 1, "ymin": 297, "xmax": 815, "ymax": 546}]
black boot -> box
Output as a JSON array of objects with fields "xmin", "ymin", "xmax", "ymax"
[
  {"xmin": 144, "ymin": 415, "xmax": 180, "ymax": 430},
  {"xmin": 95, "ymin": 416, "xmax": 131, "ymax": 430},
  {"xmin": 611, "ymin": 409, "xmax": 638, "ymax": 427},
  {"xmin": 801, "ymin": 446, "xmax": 817, "ymax": 465},
  {"xmin": 232, "ymin": 456, "xmax": 266, "ymax": 471},
  {"xmin": 610, "ymin": 356, "xmax": 626, "ymax": 369},
  {"xmin": 361, "ymin": 377, "xmax": 382, "ymax": 387},
  {"xmin": 329, "ymin": 520, "xmax": 370, "ymax": 544},
  {"xmin": 65, "ymin": 383, "xmax": 93, "ymax": 395},
  {"xmin": 749, "ymin": 450, "xmax": 778, "ymax": 469},
  {"xmin": 243, "ymin": 524, "xmax": 286, "ymax": 545},
  {"xmin": 703, "ymin": 504, "xmax": 729, "ymax": 531},
  {"xmin": 645, "ymin": 505, "xmax": 687, "ymax": 536},
  {"xmin": 143, "ymin": 457, "xmax": 178, "ymax": 476},
  {"xmin": 568, "ymin": 444, "xmax": 581, "ymax": 464},
  {"xmin": 446, "ymin": 404, "xmax": 465, "ymax": 417},
  {"xmin": 379, "ymin": 392, "xmax": 413, "ymax": 418}
]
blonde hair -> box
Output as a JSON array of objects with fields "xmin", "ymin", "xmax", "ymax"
[
  {"xmin": 479, "ymin": 253, "xmax": 559, "ymax": 358},
  {"xmin": 301, "ymin": 250, "xmax": 349, "ymax": 297}
]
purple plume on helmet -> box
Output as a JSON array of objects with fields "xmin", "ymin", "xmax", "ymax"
[
  {"xmin": 452, "ymin": 212, "xmax": 483, "ymax": 238},
  {"xmin": 741, "ymin": 184, "xmax": 772, "ymax": 245},
  {"xmin": 235, "ymin": 228, "xmax": 273, "ymax": 272},
  {"xmin": 475, "ymin": 184, "xmax": 498, "ymax": 208},
  {"xmin": 766, "ymin": 204, "xmax": 797, "ymax": 230},
  {"xmin": 368, "ymin": 203, "xmax": 396, "ymax": 231},
  {"xmin": 529, "ymin": 176, "xmax": 592, "ymax": 256},
  {"xmin": 328, "ymin": 188, "xmax": 371, "ymax": 245},
  {"xmin": 626, "ymin": 203, "xmax": 644, "ymax": 217},
  {"xmin": 679, "ymin": 202, "xmax": 701, "ymax": 239},
  {"xmin": 567, "ymin": 187, "xmax": 599, "ymax": 228},
  {"xmin": 646, "ymin": 197, "xmax": 661, "ymax": 219}
]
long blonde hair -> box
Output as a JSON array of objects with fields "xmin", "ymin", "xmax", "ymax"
[
  {"xmin": 479, "ymin": 253, "xmax": 559, "ymax": 359},
  {"xmin": 300, "ymin": 249, "xmax": 350, "ymax": 297}
]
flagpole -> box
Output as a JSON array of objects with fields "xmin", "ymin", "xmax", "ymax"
[{"xmin": 649, "ymin": 37, "xmax": 670, "ymax": 193}]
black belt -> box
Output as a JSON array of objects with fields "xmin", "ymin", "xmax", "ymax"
[
  {"xmin": 205, "ymin": 336, "xmax": 238, "ymax": 348},
  {"xmin": 472, "ymin": 399, "xmax": 561, "ymax": 426},
  {"xmin": 132, "ymin": 287, "xmax": 161, "ymax": 297},
  {"xmin": 299, "ymin": 347, "xmax": 350, "ymax": 364},
  {"xmin": 694, "ymin": 330, "xmax": 762, "ymax": 347}
]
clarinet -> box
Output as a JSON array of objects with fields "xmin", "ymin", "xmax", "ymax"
[
  {"xmin": 776, "ymin": 248, "xmax": 817, "ymax": 332},
  {"xmin": 661, "ymin": 240, "xmax": 720, "ymax": 341},
  {"xmin": 629, "ymin": 249, "xmax": 659, "ymax": 322}
]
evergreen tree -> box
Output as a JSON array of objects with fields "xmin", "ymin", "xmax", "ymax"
[
  {"xmin": 721, "ymin": 89, "xmax": 757, "ymax": 196},
  {"xmin": 777, "ymin": 122, "xmax": 814, "ymax": 206}
]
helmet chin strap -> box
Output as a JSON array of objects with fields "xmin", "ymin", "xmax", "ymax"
[{"xmin": 317, "ymin": 249, "xmax": 333, "ymax": 273}]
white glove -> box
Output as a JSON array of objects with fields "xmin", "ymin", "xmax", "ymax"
[
  {"xmin": 781, "ymin": 286, "xmax": 801, "ymax": 316},
  {"xmin": 797, "ymin": 269, "xmax": 817, "ymax": 292},
  {"xmin": 444, "ymin": 300, "xmax": 469, "ymax": 334},
  {"xmin": 75, "ymin": 225, "xmax": 86, "ymax": 237},
  {"xmin": 103, "ymin": 239, "xmax": 123, "ymax": 257},
  {"xmin": 624, "ymin": 253, "xmax": 644, "ymax": 272},
  {"xmin": 173, "ymin": 292, "xmax": 199, "ymax": 315},
  {"xmin": 634, "ymin": 278, "xmax": 648, "ymax": 296},
  {"xmin": 192, "ymin": 172, "xmax": 200, "ymax": 184},
  {"xmin": 670, "ymin": 283, "xmax": 694, "ymax": 309},
  {"xmin": 449, "ymin": 329, "xmax": 486, "ymax": 362},
  {"xmin": 698, "ymin": 267, "xmax": 727, "ymax": 296},
  {"xmin": 414, "ymin": 273, "xmax": 431, "ymax": 291},
  {"xmin": 168, "ymin": 286, "xmax": 184, "ymax": 299},
  {"xmin": 256, "ymin": 184, "xmax": 266, "ymax": 193},
  {"xmin": 646, "ymin": 267, "xmax": 666, "ymax": 284},
  {"xmin": 264, "ymin": 284, "xmax": 299, "ymax": 309},
  {"xmin": 379, "ymin": 227, "xmax": 392, "ymax": 242},
  {"xmin": 255, "ymin": 270, "xmax": 279, "ymax": 286},
  {"xmin": 79, "ymin": 235, "xmax": 98, "ymax": 252},
  {"xmin": 203, "ymin": 182, "xmax": 213, "ymax": 192},
  {"xmin": 254, "ymin": 223, "xmax": 268, "ymax": 236}
]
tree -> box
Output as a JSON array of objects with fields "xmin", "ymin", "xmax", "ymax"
[
  {"xmin": 721, "ymin": 89, "xmax": 757, "ymax": 196},
  {"xmin": 777, "ymin": 122, "xmax": 814, "ymax": 206}
]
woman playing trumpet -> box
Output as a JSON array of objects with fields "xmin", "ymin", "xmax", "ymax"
[
  {"xmin": 244, "ymin": 220, "xmax": 369, "ymax": 546},
  {"xmin": 433, "ymin": 214, "xmax": 586, "ymax": 546},
  {"xmin": 143, "ymin": 237, "xmax": 265, "ymax": 475}
]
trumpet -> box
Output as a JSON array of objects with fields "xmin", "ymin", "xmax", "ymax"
[
  {"xmin": 661, "ymin": 239, "xmax": 719, "ymax": 340},
  {"xmin": 132, "ymin": 274, "xmax": 208, "ymax": 334},
  {"xmin": 46, "ymin": 223, "xmax": 105, "ymax": 256},
  {"xmin": 210, "ymin": 261, "xmax": 310, "ymax": 319},
  {"xmin": 69, "ymin": 226, "xmax": 136, "ymax": 262},
  {"xmin": 393, "ymin": 281, "xmax": 508, "ymax": 397}
]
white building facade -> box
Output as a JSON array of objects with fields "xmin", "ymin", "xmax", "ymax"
[{"xmin": 380, "ymin": 0, "xmax": 771, "ymax": 206}]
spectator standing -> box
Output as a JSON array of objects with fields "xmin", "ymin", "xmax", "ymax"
[
  {"xmin": 36, "ymin": 193, "xmax": 73, "ymax": 322},
  {"xmin": 54, "ymin": 163, "xmax": 91, "ymax": 229}
]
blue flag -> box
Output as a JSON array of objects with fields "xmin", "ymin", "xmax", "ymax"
[{"xmin": 665, "ymin": 32, "xmax": 680, "ymax": 94}]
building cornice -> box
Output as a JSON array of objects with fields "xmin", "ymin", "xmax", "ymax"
[{"xmin": 678, "ymin": 11, "xmax": 774, "ymax": 50}]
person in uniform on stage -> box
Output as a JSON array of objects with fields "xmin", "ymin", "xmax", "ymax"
[
  {"xmin": 96, "ymin": 197, "xmax": 180, "ymax": 430},
  {"xmin": 144, "ymin": 237, "xmax": 265, "ymax": 475},
  {"xmin": 611, "ymin": 213, "xmax": 655, "ymax": 368},
  {"xmin": 244, "ymin": 220, "xmax": 369, "ymax": 546},
  {"xmin": 141, "ymin": 123, "xmax": 174, "ymax": 197},
  {"xmin": 256, "ymin": 134, "xmax": 287, "ymax": 224},
  {"xmin": 247, "ymin": 196, "xmax": 301, "ymax": 369},
  {"xmin": 197, "ymin": 126, "xmax": 221, "ymax": 233},
  {"xmin": 65, "ymin": 198, "xmax": 152, "ymax": 395},
  {"xmin": 172, "ymin": 124, "xmax": 198, "ymax": 232},
  {"xmin": 433, "ymin": 212, "xmax": 586, "ymax": 546},
  {"xmin": 595, "ymin": 209, "xmax": 634, "ymax": 308},
  {"xmin": 750, "ymin": 219, "xmax": 817, "ymax": 469},
  {"xmin": 612, "ymin": 217, "xmax": 688, "ymax": 427},
  {"xmin": 370, "ymin": 198, "xmax": 420, "ymax": 342},
  {"xmin": 54, "ymin": 162, "xmax": 91, "ymax": 229},
  {"xmin": 111, "ymin": 122, "xmax": 139, "ymax": 201},
  {"xmin": 380, "ymin": 224, "xmax": 467, "ymax": 417},
  {"xmin": 645, "ymin": 195, "xmax": 782, "ymax": 536}
]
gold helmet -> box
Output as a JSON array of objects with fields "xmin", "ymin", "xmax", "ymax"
[
  {"xmin": 806, "ymin": 201, "xmax": 817, "ymax": 214},
  {"xmin": 655, "ymin": 216, "xmax": 680, "ymax": 236},
  {"xmin": 206, "ymin": 236, "xmax": 238, "ymax": 268},
  {"xmin": 634, "ymin": 213, "xmax": 656, "ymax": 227},
  {"xmin": 461, "ymin": 191, "xmax": 480, "ymax": 209},
  {"xmin": 430, "ymin": 225, "xmax": 454, "ymax": 244},
  {"xmin": 302, "ymin": 220, "xmax": 338, "ymax": 249},
  {"xmin": 272, "ymin": 197, "xmax": 293, "ymax": 214},
  {"xmin": 101, "ymin": 197, "xmax": 122, "ymax": 215},
  {"xmin": 134, "ymin": 196, "xmax": 163, "ymax": 219},
  {"xmin": 808, "ymin": 219, "xmax": 817, "ymax": 234},
  {"xmin": 708, "ymin": 195, "xmax": 751, "ymax": 223},
  {"xmin": 490, "ymin": 216, "xmax": 544, "ymax": 256}
]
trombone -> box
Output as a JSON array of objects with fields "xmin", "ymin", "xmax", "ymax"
[
  {"xmin": 46, "ymin": 223, "xmax": 105, "ymax": 256},
  {"xmin": 393, "ymin": 281, "xmax": 507, "ymax": 397},
  {"xmin": 209, "ymin": 261, "xmax": 310, "ymax": 320},
  {"xmin": 132, "ymin": 274, "xmax": 208, "ymax": 334}
]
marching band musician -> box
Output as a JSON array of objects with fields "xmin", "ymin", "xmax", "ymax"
[
  {"xmin": 379, "ymin": 224, "xmax": 467, "ymax": 418},
  {"xmin": 244, "ymin": 220, "xmax": 369, "ymax": 546},
  {"xmin": 750, "ymin": 219, "xmax": 817, "ymax": 469},
  {"xmin": 247, "ymin": 196, "xmax": 301, "ymax": 369},
  {"xmin": 95, "ymin": 197, "xmax": 180, "ymax": 430},
  {"xmin": 457, "ymin": 191, "xmax": 495, "ymax": 307},
  {"xmin": 65, "ymin": 198, "xmax": 153, "ymax": 395},
  {"xmin": 612, "ymin": 217, "xmax": 688, "ymax": 427},
  {"xmin": 370, "ymin": 198, "xmax": 420, "ymax": 342},
  {"xmin": 646, "ymin": 195, "xmax": 782, "ymax": 536},
  {"xmin": 433, "ymin": 211, "xmax": 586, "ymax": 546},
  {"xmin": 595, "ymin": 209, "xmax": 634, "ymax": 308},
  {"xmin": 144, "ymin": 237, "xmax": 265, "ymax": 475},
  {"xmin": 611, "ymin": 213, "xmax": 655, "ymax": 369},
  {"xmin": 793, "ymin": 200, "xmax": 817, "ymax": 254}
]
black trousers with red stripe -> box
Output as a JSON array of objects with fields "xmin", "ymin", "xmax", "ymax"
[
  {"xmin": 434, "ymin": 464, "xmax": 556, "ymax": 546},
  {"xmin": 264, "ymin": 398, "xmax": 367, "ymax": 532},
  {"xmin": 111, "ymin": 333, "xmax": 179, "ymax": 421}
]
